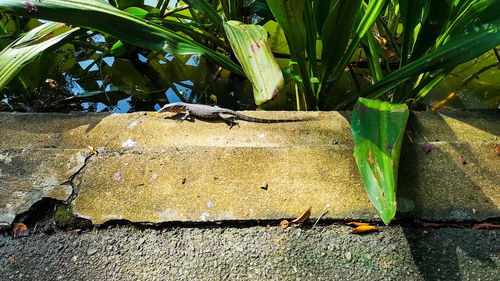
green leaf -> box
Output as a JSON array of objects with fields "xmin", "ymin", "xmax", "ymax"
[
  {"xmin": 321, "ymin": 0, "xmax": 387, "ymax": 95},
  {"xmin": 351, "ymin": 97, "xmax": 409, "ymax": 225},
  {"xmin": 336, "ymin": 0, "xmax": 500, "ymax": 109},
  {"xmin": 361, "ymin": 31, "xmax": 384, "ymax": 83},
  {"xmin": 312, "ymin": 0, "xmax": 333, "ymax": 38},
  {"xmin": 319, "ymin": 0, "xmax": 362, "ymax": 87},
  {"xmin": 223, "ymin": 21, "xmax": 284, "ymax": 106},
  {"xmin": 266, "ymin": 0, "xmax": 315, "ymax": 109},
  {"xmin": 0, "ymin": 22, "xmax": 78, "ymax": 91},
  {"xmin": 0, "ymin": 0, "xmax": 243, "ymax": 75},
  {"xmin": 399, "ymin": 0, "xmax": 426, "ymax": 66},
  {"xmin": 184, "ymin": 0, "xmax": 223, "ymax": 31},
  {"xmin": 410, "ymin": 0, "xmax": 451, "ymax": 61}
]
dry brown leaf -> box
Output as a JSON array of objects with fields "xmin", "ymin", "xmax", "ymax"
[
  {"xmin": 280, "ymin": 220, "xmax": 290, "ymax": 229},
  {"xmin": 86, "ymin": 145, "xmax": 101, "ymax": 158},
  {"xmin": 13, "ymin": 222, "xmax": 29, "ymax": 238},
  {"xmin": 347, "ymin": 222, "xmax": 370, "ymax": 227},
  {"xmin": 290, "ymin": 207, "xmax": 311, "ymax": 223},
  {"xmin": 421, "ymin": 143, "xmax": 433, "ymax": 153},
  {"xmin": 350, "ymin": 225, "xmax": 378, "ymax": 234},
  {"xmin": 473, "ymin": 222, "xmax": 500, "ymax": 229},
  {"xmin": 241, "ymin": 209, "xmax": 250, "ymax": 218}
]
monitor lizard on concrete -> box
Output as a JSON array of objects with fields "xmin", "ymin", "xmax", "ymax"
[{"xmin": 158, "ymin": 102, "xmax": 310, "ymax": 128}]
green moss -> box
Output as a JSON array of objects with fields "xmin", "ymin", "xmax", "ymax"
[{"xmin": 54, "ymin": 205, "xmax": 76, "ymax": 226}]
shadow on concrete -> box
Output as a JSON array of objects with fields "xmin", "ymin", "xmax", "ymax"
[
  {"xmin": 402, "ymin": 226, "xmax": 499, "ymax": 281},
  {"xmin": 0, "ymin": 112, "xmax": 110, "ymax": 135},
  {"xmin": 398, "ymin": 110, "xmax": 499, "ymax": 280}
]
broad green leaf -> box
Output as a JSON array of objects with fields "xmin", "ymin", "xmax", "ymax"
[
  {"xmin": 0, "ymin": 22, "xmax": 78, "ymax": 91},
  {"xmin": 336, "ymin": 0, "xmax": 500, "ymax": 109},
  {"xmin": 0, "ymin": 0, "xmax": 244, "ymax": 75},
  {"xmin": 266, "ymin": 0, "xmax": 315, "ymax": 109},
  {"xmin": 223, "ymin": 21, "xmax": 284, "ymax": 106},
  {"xmin": 351, "ymin": 97, "xmax": 409, "ymax": 225}
]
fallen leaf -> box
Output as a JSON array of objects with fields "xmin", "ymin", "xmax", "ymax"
[
  {"xmin": 290, "ymin": 207, "xmax": 311, "ymax": 223},
  {"xmin": 241, "ymin": 209, "xmax": 250, "ymax": 218},
  {"xmin": 12, "ymin": 222, "xmax": 29, "ymax": 238},
  {"xmin": 86, "ymin": 145, "xmax": 101, "ymax": 158},
  {"xmin": 280, "ymin": 220, "xmax": 290, "ymax": 229},
  {"xmin": 350, "ymin": 225, "xmax": 378, "ymax": 234},
  {"xmin": 423, "ymin": 222, "xmax": 441, "ymax": 228},
  {"xmin": 473, "ymin": 222, "xmax": 500, "ymax": 229},
  {"xmin": 421, "ymin": 143, "xmax": 433, "ymax": 153},
  {"xmin": 347, "ymin": 222, "xmax": 370, "ymax": 227},
  {"xmin": 494, "ymin": 142, "xmax": 500, "ymax": 156}
]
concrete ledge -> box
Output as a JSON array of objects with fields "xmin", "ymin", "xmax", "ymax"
[{"xmin": 0, "ymin": 110, "xmax": 498, "ymax": 227}]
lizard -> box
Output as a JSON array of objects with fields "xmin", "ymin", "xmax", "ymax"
[{"xmin": 158, "ymin": 102, "xmax": 310, "ymax": 129}]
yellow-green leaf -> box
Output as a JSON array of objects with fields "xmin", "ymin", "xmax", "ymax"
[{"xmin": 223, "ymin": 20, "xmax": 284, "ymax": 106}]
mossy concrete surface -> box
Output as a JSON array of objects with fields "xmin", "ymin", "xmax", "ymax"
[{"xmin": 0, "ymin": 110, "xmax": 498, "ymax": 227}]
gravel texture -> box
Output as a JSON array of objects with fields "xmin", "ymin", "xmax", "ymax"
[{"xmin": 1, "ymin": 224, "xmax": 498, "ymax": 280}]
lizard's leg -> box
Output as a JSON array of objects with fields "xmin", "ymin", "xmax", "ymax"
[
  {"xmin": 218, "ymin": 113, "xmax": 239, "ymax": 129},
  {"xmin": 179, "ymin": 111, "xmax": 193, "ymax": 122}
]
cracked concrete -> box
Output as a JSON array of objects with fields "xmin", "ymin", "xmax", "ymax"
[
  {"xmin": 0, "ymin": 148, "xmax": 87, "ymax": 228},
  {"xmin": 0, "ymin": 110, "xmax": 498, "ymax": 229}
]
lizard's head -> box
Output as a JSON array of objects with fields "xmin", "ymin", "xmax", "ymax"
[{"xmin": 158, "ymin": 102, "xmax": 186, "ymax": 113}]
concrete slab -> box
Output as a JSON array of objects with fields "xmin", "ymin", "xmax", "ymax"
[
  {"xmin": 0, "ymin": 148, "xmax": 86, "ymax": 228},
  {"xmin": 0, "ymin": 110, "xmax": 498, "ymax": 227}
]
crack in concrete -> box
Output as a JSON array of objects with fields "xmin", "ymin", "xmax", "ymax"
[
  {"xmin": 61, "ymin": 112, "xmax": 146, "ymax": 205},
  {"xmin": 62, "ymin": 152, "xmax": 93, "ymax": 204}
]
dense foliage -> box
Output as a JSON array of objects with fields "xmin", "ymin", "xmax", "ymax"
[{"xmin": 0, "ymin": 0, "xmax": 499, "ymax": 112}]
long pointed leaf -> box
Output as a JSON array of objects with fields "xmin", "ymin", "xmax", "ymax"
[
  {"xmin": 0, "ymin": 0, "xmax": 243, "ymax": 75},
  {"xmin": 266, "ymin": 0, "xmax": 315, "ymax": 109},
  {"xmin": 351, "ymin": 97, "xmax": 409, "ymax": 225},
  {"xmin": 319, "ymin": 0, "xmax": 362, "ymax": 89},
  {"xmin": 324, "ymin": 0, "xmax": 387, "ymax": 95},
  {"xmin": 336, "ymin": 0, "xmax": 500, "ymax": 109}
]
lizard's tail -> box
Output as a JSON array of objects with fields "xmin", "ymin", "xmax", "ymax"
[{"xmin": 232, "ymin": 112, "xmax": 312, "ymax": 123}]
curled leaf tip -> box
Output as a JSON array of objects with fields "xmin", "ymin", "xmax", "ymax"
[{"xmin": 290, "ymin": 207, "xmax": 311, "ymax": 224}]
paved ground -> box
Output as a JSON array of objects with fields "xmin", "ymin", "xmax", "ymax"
[{"xmin": 1, "ymin": 223, "xmax": 499, "ymax": 280}]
